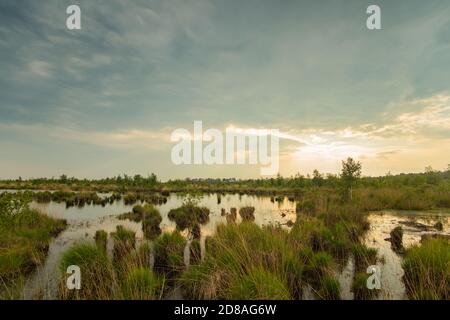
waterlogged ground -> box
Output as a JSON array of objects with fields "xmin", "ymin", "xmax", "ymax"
[
  {"xmin": 363, "ymin": 210, "xmax": 450, "ymax": 300},
  {"xmin": 21, "ymin": 193, "xmax": 297, "ymax": 299},
  {"xmin": 4, "ymin": 190, "xmax": 448, "ymax": 300}
]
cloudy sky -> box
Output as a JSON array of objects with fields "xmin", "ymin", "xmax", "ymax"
[{"xmin": 1, "ymin": 0, "xmax": 450, "ymax": 180}]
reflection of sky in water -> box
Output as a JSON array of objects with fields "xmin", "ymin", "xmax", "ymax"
[
  {"xmin": 18, "ymin": 191, "xmax": 450, "ymax": 300},
  {"xmin": 23, "ymin": 193, "xmax": 297, "ymax": 299},
  {"xmin": 30, "ymin": 193, "xmax": 297, "ymax": 237},
  {"xmin": 364, "ymin": 211, "xmax": 450, "ymax": 300}
]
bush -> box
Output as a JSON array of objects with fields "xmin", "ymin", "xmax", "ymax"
[{"xmin": 168, "ymin": 204, "xmax": 210, "ymax": 230}]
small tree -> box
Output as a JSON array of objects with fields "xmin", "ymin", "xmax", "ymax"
[
  {"xmin": 312, "ymin": 169, "xmax": 324, "ymax": 187},
  {"xmin": 340, "ymin": 157, "xmax": 362, "ymax": 201},
  {"xmin": 425, "ymin": 166, "xmax": 434, "ymax": 174}
]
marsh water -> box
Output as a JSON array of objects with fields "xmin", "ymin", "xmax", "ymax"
[
  {"xmin": 4, "ymin": 191, "xmax": 448, "ymax": 300},
  {"xmin": 21, "ymin": 193, "xmax": 297, "ymax": 299}
]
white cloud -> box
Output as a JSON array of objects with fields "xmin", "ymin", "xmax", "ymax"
[{"xmin": 27, "ymin": 60, "xmax": 52, "ymax": 78}]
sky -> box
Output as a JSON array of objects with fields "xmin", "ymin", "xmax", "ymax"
[{"xmin": 1, "ymin": 0, "xmax": 450, "ymax": 180}]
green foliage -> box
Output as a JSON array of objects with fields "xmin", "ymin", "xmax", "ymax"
[
  {"xmin": 168, "ymin": 203, "xmax": 210, "ymax": 231},
  {"xmin": 181, "ymin": 223, "xmax": 304, "ymax": 300},
  {"xmin": 402, "ymin": 238, "xmax": 449, "ymax": 300},
  {"xmin": 0, "ymin": 193, "xmax": 66, "ymax": 285},
  {"xmin": 59, "ymin": 243, "xmax": 115, "ymax": 299},
  {"xmin": 153, "ymin": 231, "xmax": 186, "ymax": 279},
  {"xmin": 94, "ymin": 230, "xmax": 108, "ymax": 251},
  {"xmin": 141, "ymin": 205, "xmax": 162, "ymax": 240},
  {"xmin": 341, "ymin": 157, "xmax": 362, "ymax": 200},
  {"xmin": 111, "ymin": 226, "xmax": 136, "ymax": 262},
  {"xmin": 352, "ymin": 272, "xmax": 378, "ymax": 300},
  {"xmin": 121, "ymin": 268, "xmax": 162, "ymax": 300},
  {"xmin": 229, "ymin": 268, "xmax": 291, "ymax": 300},
  {"xmin": 317, "ymin": 275, "xmax": 341, "ymax": 300},
  {"xmin": 0, "ymin": 192, "xmax": 32, "ymax": 227},
  {"xmin": 352, "ymin": 243, "xmax": 377, "ymax": 272}
]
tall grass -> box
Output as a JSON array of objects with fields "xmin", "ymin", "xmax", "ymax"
[
  {"xmin": 402, "ymin": 238, "xmax": 449, "ymax": 300},
  {"xmin": 153, "ymin": 231, "xmax": 186, "ymax": 280},
  {"xmin": 59, "ymin": 243, "xmax": 115, "ymax": 299},
  {"xmin": 111, "ymin": 226, "xmax": 136, "ymax": 262},
  {"xmin": 0, "ymin": 193, "xmax": 66, "ymax": 293},
  {"xmin": 58, "ymin": 240, "xmax": 165, "ymax": 300},
  {"xmin": 181, "ymin": 222, "xmax": 343, "ymax": 300}
]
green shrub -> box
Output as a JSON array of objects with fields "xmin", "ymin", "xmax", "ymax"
[{"xmin": 168, "ymin": 204, "xmax": 210, "ymax": 230}]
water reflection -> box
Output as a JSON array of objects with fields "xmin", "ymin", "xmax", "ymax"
[
  {"xmin": 22, "ymin": 193, "xmax": 296, "ymax": 299},
  {"xmin": 364, "ymin": 210, "xmax": 450, "ymax": 300}
]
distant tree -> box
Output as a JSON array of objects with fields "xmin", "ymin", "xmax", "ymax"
[
  {"xmin": 340, "ymin": 157, "xmax": 362, "ymax": 201},
  {"xmin": 60, "ymin": 174, "xmax": 67, "ymax": 182},
  {"xmin": 425, "ymin": 166, "xmax": 434, "ymax": 174},
  {"xmin": 148, "ymin": 173, "xmax": 158, "ymax": 185},
  {"xmin": 447, "ymin": 164, "xmax": 450, "ymax": 172},
  {"xmin": 312, "ymin": 169, "xmax": 324, "ymax": 187}
]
